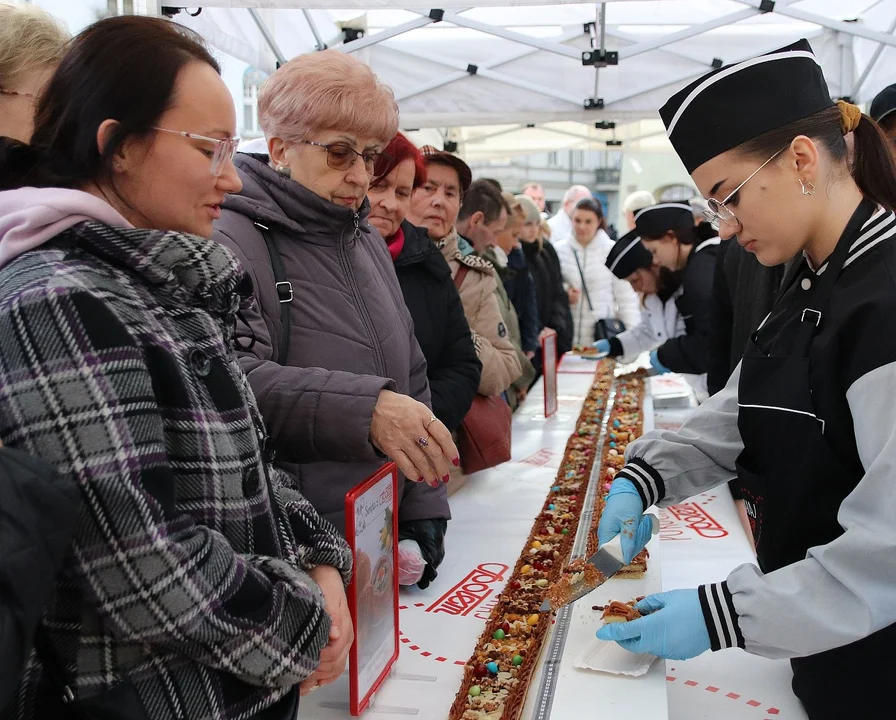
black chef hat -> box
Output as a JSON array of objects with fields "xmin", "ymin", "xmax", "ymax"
[
  {"xmin": 606, "ymin": 230, "xmax": 652, "ymax": 279},
  {"xmin": 870, "ymin": 84, "xmax": 896, "ymax": 125},
  {"xmin": 634, "ymin": 203, "xmax": 694, "ymax": 239},
  {"xmin": 660, "ymin": 39, "xmax": 834, "ymax": 173}
]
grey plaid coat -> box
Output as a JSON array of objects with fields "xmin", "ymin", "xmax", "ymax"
[{"xmin": 0, "ymin": 221, "xmax": 352, "ymax": 720}]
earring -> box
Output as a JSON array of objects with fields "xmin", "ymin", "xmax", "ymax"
[
  {"xmin": 798, "ymin": 177, "xmax": 815, "ymax": 196},
  {"xmin": 277, "ymin": 165, "xmax": 291, "ymax": 179}
]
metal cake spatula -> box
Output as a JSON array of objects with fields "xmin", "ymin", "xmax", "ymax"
[{"xmin": 539, "ymin": 514, "xmax": 659, "ymax": 613}]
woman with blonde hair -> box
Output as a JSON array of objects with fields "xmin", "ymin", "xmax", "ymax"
[
  {"xmin": 517, "ymin": 193, "xmax": 573, "ymax": 361},
  {"xmin": 0, "ymin": 3, "xmax": 68, "ymax": 142},
  {"xmin": 214, "ymin": 50, "xmax": 453, "ymax": 590}
]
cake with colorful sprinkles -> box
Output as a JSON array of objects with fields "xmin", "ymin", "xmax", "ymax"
[{"xmin": 447, "ymin": 361, "xmax": 651, "ymax": 720}]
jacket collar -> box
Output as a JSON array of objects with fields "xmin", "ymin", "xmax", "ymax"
[
  {"xmin": 223, "ymin": 153, "xmax": 373, "ymax": 247},
  {"xmin": 67, "ymin": 221, "xmax": 250, "ymax": 316},
  {"xmin": 395, "ymin": 220, "xmax": 437, "ymax": 265}
]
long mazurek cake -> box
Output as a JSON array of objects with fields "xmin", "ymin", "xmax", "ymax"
[{"xmin": 448, "ymin": 362, "xmax": 649, "ymax": 720}]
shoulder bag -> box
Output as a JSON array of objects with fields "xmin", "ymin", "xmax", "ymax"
[
  {"xmin": 570, "ymin": 246, "xmax": 625, "ymax": 341},
  {"xmin": 453, "ymin": 265, "xmax": 512, "ymax": 474}
]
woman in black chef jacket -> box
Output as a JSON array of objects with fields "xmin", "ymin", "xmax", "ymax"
[
  {"xmin": 595, "ymin": 39, "xmax": 896, "ymax": 720},
  {"xmin": 632, "ymin": 202, "xmax": 719, "ymax": 377}
]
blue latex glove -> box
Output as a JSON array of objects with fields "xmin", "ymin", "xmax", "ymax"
[
  {"xmin": 596, "ymin": 479, "xmax": 654, "ymax": 564},
  {"xmin": 649, "ymin": 350, "xmax": 671, "ymax": 374},
  {"xmin": 596, "ymin": 589, "xmax": 712, "ymax": 661},
  {"xmin": 593, "ymin": 339, "xmax": 611, "ymax": 357}
]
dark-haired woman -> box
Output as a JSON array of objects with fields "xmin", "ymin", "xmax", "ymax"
[
  {"xmin": 367, "ymin": 133, "xmax": 480, "ymax": 585},
  {"xmin": 0, "ymin": 16, "xmax": 351, "ymax": 719},
  {"xmin": 554, "ymin": 196, "xmax": 640, "ymax": 347},
  {"xmin": 635, "ymin": 202, "xmax": 719, "ymax": 376},
  {"xmin": 596, "ymin": 40, "xmax": 896, "ymax": 719}
]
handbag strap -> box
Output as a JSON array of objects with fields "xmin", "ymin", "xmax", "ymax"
[
  {"xmin": 454, "ymin": 265, "xmax": 470, "ymax": 291},
  {"xmin": 255, "ymin": 221, "xmax": 292, "ymax": 366},
  {"xmin": 32, "ymin": 623, "xmax": 75, "ymax": 703},
  {"xmin": 570, "ymin": 247, "xmax": 594, "ymax": 311}
]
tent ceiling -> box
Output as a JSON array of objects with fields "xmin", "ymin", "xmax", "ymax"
[{"xmin": 175, "ymin": 0, "xmax": 896, "ymax": 153}]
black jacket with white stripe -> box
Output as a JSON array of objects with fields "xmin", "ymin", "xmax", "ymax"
[
  {"xmin": 615, "ymin": 205, "xmax": 896, "ymax": 658},
  {"xmin": 655, "ymin": 238, "xmax": 720, "ymax": 374}
]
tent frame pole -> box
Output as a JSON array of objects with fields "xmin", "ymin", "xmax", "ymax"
[
  {"xmin": 853, "ymin": 12, "xmax": 896, "ymax": 101},
  {"xmin": 248, "ymin": 8, "xmax": 286, "ymax": 66},
  {"xmin": 618, "ymin": 7, "xmax": 760, "ymax": 60},
  {"xmin": 338, "ymin": 15, "xmax": 442, "ymax": 53},
  {"xmin": 302, "ymin": 9, "xmax": 327, "ymax": 51},
  {"xmin": 395, "ymin": 27, "xmax": 584, "ymax": 102},
  {"xmin": 408, "ymin": 10, "xmax": 581, "ymax": 60},
  {"xmin": 731, "ymin": 0, "xmax": 896, "ymax": 48}
]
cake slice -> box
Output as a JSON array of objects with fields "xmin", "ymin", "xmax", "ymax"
[{"xmin": 595, "ymin": 598, "xmax": 645, "ymax": 624}]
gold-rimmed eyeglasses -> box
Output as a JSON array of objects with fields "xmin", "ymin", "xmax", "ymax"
[
  {"xmin": 152, "ymin": 127, "xmax": 240, "ymax": 177},
  {"xmin": 703, "ymin": 147, "xmax": 787, "ymax": 231},
  {"xmin": 303, "ymin": 140, "xmax": 391, "ymax": 178}
]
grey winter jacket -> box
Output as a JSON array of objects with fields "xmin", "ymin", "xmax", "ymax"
[{"xmin": 213, "ymin": 154, "xmax": 450, "ymax": 533}]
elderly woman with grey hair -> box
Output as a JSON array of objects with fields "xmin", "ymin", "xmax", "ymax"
[{"xmin": 213, "ymin": 51, "xmax": 453, "ymax": 603}]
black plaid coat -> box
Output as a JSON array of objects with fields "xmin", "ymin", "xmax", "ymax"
[{"xmin": 0, "ymin": 221, "xmax": 352, "ymax": 720}]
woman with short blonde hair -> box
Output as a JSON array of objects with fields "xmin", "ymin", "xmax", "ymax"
[
  {"xmin": 0, "ymin": 3, "xmax": 68, "ymax": 142},
  {"xmin": 517, "ymin": 193, "xmax": 574, "ymax": 359},
  {"xmin": 215, "ymin": 49, "xmax": 454, "ymax": 593}
]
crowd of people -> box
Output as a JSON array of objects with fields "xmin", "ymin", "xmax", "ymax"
[{"xmin": 2, "ymin": 5, "xmax": 896, "ymax": 720}]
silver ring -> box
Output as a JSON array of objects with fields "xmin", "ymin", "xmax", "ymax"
[{"xmin": 417, "ymin": 436, "xmax": 429, "ymax": 449}]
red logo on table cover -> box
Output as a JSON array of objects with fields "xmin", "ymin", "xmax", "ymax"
[
  {"xmin": 426, "ymin": 563, "xmax": 510, "ymax": 616},
  {"xmin": 521, "ymin": 449, "xmax": 555, "ymax": 467},
  {"xmin": 661, "ymin": 502, "xmax": 728, "ymax": 539}
]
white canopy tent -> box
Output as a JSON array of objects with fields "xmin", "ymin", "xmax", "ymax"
[{"xmin": 167, "ymin": 0, "xmax": 896, "ymax": 157}]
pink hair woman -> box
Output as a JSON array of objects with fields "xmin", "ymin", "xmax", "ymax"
[{"xmin": 214, "ymin": 51, "xmax": 454, "ymax": 595}]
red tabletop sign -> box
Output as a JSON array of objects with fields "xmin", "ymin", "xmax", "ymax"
[
  {"xmin": 345, "ymin": 462, "xmax": 400, "ymax": 715},
  {"xmin": 541, "ymin": 329, "xmax": 559, "ymax": 418}
]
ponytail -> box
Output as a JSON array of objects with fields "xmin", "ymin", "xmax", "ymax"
[
  {"xmin": 850, "ymin": 113, "xmax": 896, "ymax": 211},
  {"xmin": 0, "ymin": 137, "xmax": 75, "ymax": 191},
  {"xmin": 737, "ymin": 104, "xmax": 896, "ymax": 212}
]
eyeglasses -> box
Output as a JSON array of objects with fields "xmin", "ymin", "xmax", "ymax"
[
  {"xmin": 303, "ymin": 140, "xmax": 391, "ymax": 178},
  {"xmin": 152, "ymin": 127, "xmax": 240, "ymax": 177},
  {"xmin": 0, "ymin": 88, "xmax": 35, "ymax": 100},
  {"xmin": 703, "ymin": 147, "xmax": 786, "ymax": 230}
]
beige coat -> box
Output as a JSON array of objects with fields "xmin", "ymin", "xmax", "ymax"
[{"xmin": 438, "ymin": 231, "xmax": 522, "ymax": 396}]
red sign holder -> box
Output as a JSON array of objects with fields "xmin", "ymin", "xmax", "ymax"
[
  {"xmin": 541, "ymin": 329, "xmax": 559, "ymax": 418},
  {"xmin": 344, "ymin": 462, "xmax": 400, "ymax": 716}
]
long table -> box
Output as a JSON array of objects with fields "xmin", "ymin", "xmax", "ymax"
[{"xmin": 301, "ymin": 363, "xmax": 808, "ymax": 720}]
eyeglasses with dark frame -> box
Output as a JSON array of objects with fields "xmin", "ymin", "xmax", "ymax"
[
  {"xmin": 152, "ymin": 127, "xmax": 240, "ymax": 177},
  {"xmin": 303, "ymin": 140, "xmax": 391, "ymax": 178},
  {"xmin": 703, "ymin": 147, "xmax": 787, "ymax": 231}
]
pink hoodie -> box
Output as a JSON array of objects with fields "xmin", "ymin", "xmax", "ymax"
[{"xmin": 0, "ymin": 187, "xmax": 132, "ymax": 270}]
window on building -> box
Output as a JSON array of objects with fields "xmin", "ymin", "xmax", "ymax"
[
  {"xmin": 242, "ymin": 67, "xmax": 269, "ymax": 138},
  {"xmin": 656, "ymin": 184, "xmax": 696, "ymax": 202}
]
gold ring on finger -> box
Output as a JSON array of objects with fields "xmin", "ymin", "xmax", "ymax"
[
  {"xmin": 425, "ymin": 415, "xmax": 438, "ymax": 430},
  {"xmin": 416, "ymin": 435, "xmax": 429, "ymax": 449}
]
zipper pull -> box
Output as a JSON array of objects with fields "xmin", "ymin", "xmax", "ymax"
[{"xmin": 353, "ymin": 213, "xmax": 362, "ymax": 241}]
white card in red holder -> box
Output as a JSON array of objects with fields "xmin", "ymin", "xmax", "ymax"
[
  {"xmin": 344, "ymin": 462, "xmax": 400, "ymax": 716},
  {"xmin": 541, "ymin": 329, "xmax": 558, "ymax": 418}
]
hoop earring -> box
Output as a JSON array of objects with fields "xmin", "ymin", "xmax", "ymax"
[{"xmin": 798, "ymin": 177, "xmax": 815, "ymax": 196}]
